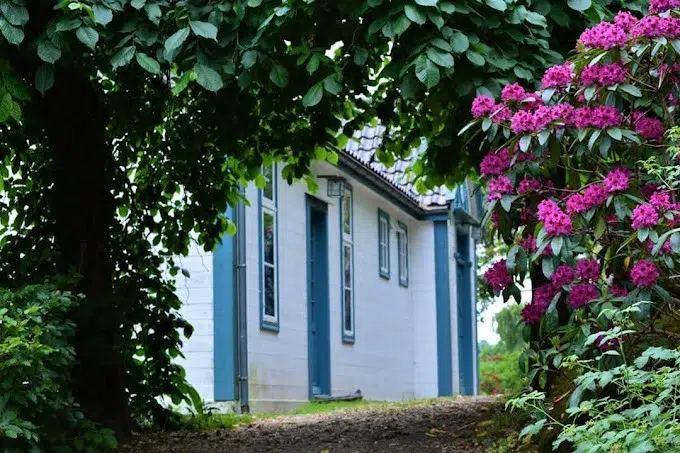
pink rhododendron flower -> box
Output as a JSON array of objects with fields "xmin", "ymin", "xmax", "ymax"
[
  {"xmin": 614, "ymin": 11, "xmax": 639, "ymax": 32},
  {"xmin": 502, "ymin": 83, "xmax": 528, "ymax": 102},
  {"xmin": 634, "ymin": 114, "xmax": 664, "ymax": 141},
  {"xmin": 569, "ymin": 283, "xmax": 599, "ymax": 308},
  {"xmin": 579, "ymin": 22, "xmax": 627, "ymax": 50},
  {"xmin": 480, "ymin": 148, "xmax": 510, "ymax": 177},
  {"xmin": 484, "ymin": 259, "xmax": 512, "ymax": 291},
  {"xmin": 522, "ymin": 283, "xmax": 559, "ymax": 324},
  {"xmin": 630, "ymin": 259, "xmax": 659, "ymax": 287},
  {"xmin": 542, "ymin": 63, "xmax": 573, "ymax": 89},
  {"xmin": 537, "ymin": 199, "xmax": 573, "ymax": 236},
  {"xmin": 650, "ymin": 0, "xmax": 680, "ymax": 13},
  {"xmin": 573, "ymin": 106, "xmax": 622, "ymax": 129},
  {"xmin": 576, "ymin": 259, "xmax": 600, "ymax": 282},
  {"xmin": 491, "ymin": 104, "xmax": 513, "ymax": 123},
  {"xmin": 518, "ymin": 178, "xmax": 541, "ymax": 194},
  {"xmin": 631, "ymin": 204, "xmax": 659, "ymax": 230},
  {"xmin": 551, "ymin": 265, "xmax": 575, "ymax": 286},
  {"xmin": 641, "ymin": 183, "xmax": 661, "ymax": 199},
  {"xmin": 646, "ymin": 240, "xmax": 674, "ymax": 255},
  {"xmin": 550, "ymin": 103, "xmax": 576, "ymax": 126},
  {"xmin": 566, "ymin": 193, "xmax": 589, "ymax": 215},
  {"xmin": 491, "ymin": 210, "xmax": 500, "ymax": 228},
  {"xmin": 650, "ymin": 192, "xmax": 674, "ymax": 210},
  {"xmin": 511, "ymin": 110, "xmax": 537, "ymax": 134},
  {"xmin": 487, "ymin": 176, "xmax": 513, "ymax": 201},
  {"xmin": 604, "ymin": 168, "xmax": 631, "ymax": 192},
  {"xmin": 583, "ymin": 184, "xmax": 608, "ymax": 209},
  {"xmin": 609, "ymin": 284, "xmax": 629, "ymax": 297},
  {"xmin": 631, "ymin": 16, "xmax": 680, "ymax": 39},
  {"xmin": 471, "ymin": 95, "xmax": 496, "ymax": 118},
  {"xmin": 580, "ymin": 63, "xmax": 627, "ymax": 86}
]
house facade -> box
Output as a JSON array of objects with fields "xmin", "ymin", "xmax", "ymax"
[{"xmin": 176, "ymin": 126, "xmax": 483, "ymax": 413}]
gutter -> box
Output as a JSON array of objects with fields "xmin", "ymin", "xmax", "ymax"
[
  {"xmin": 235, "ymin": 195, "xmax": 249, "ymax": 414},
  {"xmin": 337, "ymin": 152, "xmax": 448, "ymax": 220}
]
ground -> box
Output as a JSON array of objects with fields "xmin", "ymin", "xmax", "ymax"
[{"xmin": 122, "ymin": 396, "xmax": 516, "ymax": 453}]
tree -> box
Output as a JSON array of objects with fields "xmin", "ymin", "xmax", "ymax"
[{"xmin": 0, "ymin": 0, "xmax": 647, "ymax": 448}]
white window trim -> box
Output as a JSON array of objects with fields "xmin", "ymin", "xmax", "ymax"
[
  {"xmin": 341, "ymin": 188, "xmax": 355, "ymax": 342},
  {"xmin": 342, "ymin": 242, "xmax": 354, "ymax": 338},
  {"xmin": 260, "ymin": 164, "xmax": 278, "ymax": 329},
  {"xmin": 378, "ymin": 210, "xmax": 390, "ymax": 279},
  {"xmin": 397, "ymin": 222, "xmax": 408, "ymax": 287}
]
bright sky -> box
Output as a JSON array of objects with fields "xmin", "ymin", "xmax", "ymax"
[{"xmin": 477, "ymin": 285, "xmax": 532, "ymax": 345}]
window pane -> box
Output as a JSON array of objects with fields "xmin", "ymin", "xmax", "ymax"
[
  {"xmin": 342, "ymin": 193, "xmax": 351, "ymax": 236},
  {"xmin": 344, "ymin": 244, "xmax": 352, "ymax": 286},
  {"xmin": 263, "ymin": 165, "xmax": 274, "ymax": 200},
  {"xmin": 263, "ymin": 212, "xmax": 274, "ymax": 264},
  {"xmin": 264, "ymin": 266, "xmax": 275, "ymax": 317},
  {"xmin": 344, "ymin": 289, "xmax": 352, "ymax": 332}
]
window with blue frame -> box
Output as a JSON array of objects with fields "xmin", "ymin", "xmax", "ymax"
[
  {"xmin": 340, "ymin": 188, "xmax": 355, "ymax": 342},
  {"xmin": 260, "ymin": 164, "xmax": 279, "ymax": 330},
  {"xmin": 378, "ymin": 209, "xmax": 390, "ymax": 279},
  {"xmin": 396, "ymin": 221, "xmax": 408, "ymax": 287}
]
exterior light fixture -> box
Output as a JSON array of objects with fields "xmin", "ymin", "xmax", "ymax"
[{"xmin": 319, "ymin": 175, "xmax": 347, "ymax": 198}]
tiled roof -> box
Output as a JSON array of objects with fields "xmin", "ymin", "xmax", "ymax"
[{"xmin": 344, "ymin": 125, "xmax": 451, "ymax": 208}]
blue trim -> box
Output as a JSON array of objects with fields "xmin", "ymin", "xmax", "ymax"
[
  {"xmin": 259, "ymin": 164, "xmax": 280, "ymax": 332},
  {"xmin": 213, "ymin": 205, "xmax": 237, "ymax": 401},
  {"xmin": 424, "ymin": 212, "xmax": 449, "ymax": 221},
  {"xmin": 434, "ymin": 220, "xmax": 452, "ymax": 397},
  {"xmin": 378, "ymin": 209, "xmax": 390, "ymax": 279},
  {"xmin": 456, "ymin": 231, "xmax": 475, "ymax": 395},
  {"xmin": 306, "ymin": 195, "xmax": 331, "ymax": 397},
  {"xmin": 339, "ymin": 186, "xmax": 355, "ymax": 344},
  {"xmin": 397, "ymin": 221, "xmax": 409, "ymax": 288}
]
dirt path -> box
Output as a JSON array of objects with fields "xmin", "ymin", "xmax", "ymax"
[{"xmin": 122, "ymin": 396, "xmax": 506, "ymax": 453}]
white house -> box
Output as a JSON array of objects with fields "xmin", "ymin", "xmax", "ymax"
[{"xmin": 176, "ymin": 126, "xmax": 483, "ymax": 413}]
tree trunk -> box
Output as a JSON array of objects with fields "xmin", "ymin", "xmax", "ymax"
[{"xmin": 40, "ymin": 69, "xmax": 130, "ymax": 434}]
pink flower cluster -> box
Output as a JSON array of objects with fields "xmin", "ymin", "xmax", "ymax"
[
  {"xmin": 518, "ymin": 178, "xmax": 541, "ymax": 194},
  {"xmin": 511, "ymin": 111, "xmax": 536, "ymax": 134},
  {"xmin": 646, "ymin": 239, "xmax": 674, "ymax": 255},
  {"xmin": 579, "ymin": 22, "xmax": 627, "ymax": 50},
  {"xmin": 522, "ymin": 283, "xmax": 559, "ymax": 324},
  {"xmin": 650, "ymin": 0, "xmax": 680, "ymax": 13},
  {"xmin": 650, "ymin": 192, "xmax": 674, "ymax": 211},
  {"xmin": 633, "ymin": 114, "xmax": 664, "ymax": 141},
  {"xmin": 610, "ymin": 284, "xmax": 629, "ymax": 297},
  {"xmin": 573, "ymin": 105, "xmax": 623, "ymax": 129},
  {"xmin": 569, "ymin": 283, "xmax": 599, "ymax": 308},
  {"xmin": 604, "ymin": 168, "xmax": 631, "ymax": 193},
  {"xmin": 631, "ymin": 204, "xmax": 659, "ymax": 230},
  {"xmin": 579, "ymin": 63, "xmax": 627, "ymax": 86},
  {"xmin": 630, "ymin": 259, "xmax": 659, "ymax": 287},
  {"xmin": 480, "ymin": 148, "xmax": 510, "ymax": 177},
  {"xmin": 510, "ymin": 104, "xmax": 576, "ymax": 134},
  {"xmin": 484, "ymin": 259, "xmax": 512, "ymax": 291},
  {"xmin": 566, "ymin": 185, "xmax": 607, "ymax": 214},
  {"xmin": 471, "ymin": 95, "xmax": 496, "ymax": 118},
  {"xmin": 631, "ymin": 16, "xmax": 680, "ymax": 39},
  {"xmin": 502, "ymin": 83, "xmax": 527, "ymax": 102},
  {"xmin": 576, "ymin": 259, "xmax": 600, "ymax": 282},
  {"xmin": 551, "ymin": 265, "xmax": 575, "ymax": 286},
  {"xmin": 614, "ymin": 12, "xmax": 639, "ymax": 32},
  {"xmin": 487, "ymin": 176, "xmax": 513, "ymax": 202},
  {"xmin": 542, "ymin": 63, "xmax": 573, "ymax": 89},
  {"xmin": 537, "ymin": 199, "xmax": 573, "ymax": 237}
]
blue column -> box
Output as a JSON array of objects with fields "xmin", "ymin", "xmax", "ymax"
[{"xmin": 433, "ymin": 220, "xmax": 452, "ymax": 397}]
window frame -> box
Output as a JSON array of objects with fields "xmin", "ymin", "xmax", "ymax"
[
  {"xmin": 396, "ymin": 221, "xmax": 409, "ymax": 287},
  {"xmin": 378, "ymin": 209, "xmax": 390, "ymax": 279},
  {"xmin": 340, "ymin": 186, "xmax": 355, "ymax": 343},
  {"xmin": 259, "ymin": 163, "xmax": 279, "ymax": 332}
]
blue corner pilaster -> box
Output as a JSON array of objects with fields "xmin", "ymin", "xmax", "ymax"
[
  {"xmin": 213, "ymin": 206, "xmax": 237, "ymax": 401},
  {"xmin": 433, "ymin": 220, "xmax": 452, "ymax": 397}
]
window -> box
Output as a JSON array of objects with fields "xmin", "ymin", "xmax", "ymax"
[
  {"xmin": 397, "ymin": 222, "xmax": 408, "ymax": 287},
  {"xmin": 260, "ymin": 164, "xmax": 278, "ymax": 331},
  {"xmin": 340, "ymin": 188, "xmax": 354, "ymax": 342},
  {"xmin": 378, "ymin": 209, "xmax": 390, "ymax": 279}
]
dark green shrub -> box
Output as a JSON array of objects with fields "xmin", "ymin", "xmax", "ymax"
[{"xmin": 0, "ymin": 285, "xmax": 116, "ymax": 452}]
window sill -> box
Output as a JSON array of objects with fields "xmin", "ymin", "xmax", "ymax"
[
  {"xmin": 260, "ymin": 322, "xmax": 280, "ymax": 333},
  {"xmin": 379, "ymin": 271, "xmax": 390, "ymax": 280},
  {"xmin": 399, "ymin": 280, "xmax": 409, "ymax": 288},
  {"xmin": 342, "ymin": 335, "xmax": 355, "ymax": 344}
]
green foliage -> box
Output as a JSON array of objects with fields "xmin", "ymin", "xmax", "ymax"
[
  {"xmin": 480, "ymin": 345, "xmax": 526, "ymax": 396},
  {"xmin": 495, "ymin": 304, "xmax": 526, "ymax": 353},
  {"xmin": 640, "ymin": 126, "xmax": 680, "ymax": 191},
  {"xmin": 180, "ymin": 412, "xmax": 252, "ymax": 431},
  {"xmin": 0, "ymin": 285, "xmax": 116, "ymax": 452}
]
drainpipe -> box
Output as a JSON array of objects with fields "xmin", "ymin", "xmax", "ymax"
[{"xmin": 235, "ymin": 196, "xmax": 249, "ymax": 413}]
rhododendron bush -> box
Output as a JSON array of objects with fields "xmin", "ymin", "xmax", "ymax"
[{"xmin": 467, "ymin": 1, "xmax": 680, "ymax": 447}]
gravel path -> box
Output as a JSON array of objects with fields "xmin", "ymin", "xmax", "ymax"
[{"xmin": 122, "ymin": 396, "xmax": 504, "ymax": 453}]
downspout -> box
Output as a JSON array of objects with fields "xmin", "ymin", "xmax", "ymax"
[{"xmin": 235, "ymin": 196, "xmax": 249, "ymax": 413}]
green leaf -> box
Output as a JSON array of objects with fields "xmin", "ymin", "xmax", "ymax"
[
  {"xmin": 514, "ymin": 66, "xmax": 533, "ymax": 80},
  {"xmin": 164, "ymin": 27, "xmax": 190, "ymax": 54},
  {"xmin": 323, "ymin": 75, "xmax": 342, "ymax": 95},
  {"xmin": 269, "ymin": 65, "xmax": 289, "ymax": 88},
  {"xmin": 111, "ymin": 46, "xmax": 135, "ymax": 69},
  {"xmin": 131, "ymin": 0, "xmax": 146, "ymax": 9},
  {"xmin": 92, "ymin": 4, "xmax": 113, "ymax": 25},
  {"xmin": 248, "ymin": 0, "xmax": 262, "ymax": 6},
  {"xmin": 430, "ymin": 37, "xmax": 451, "ymax": 52},
  {"xmin": 135, "ymin": 52, "xmax": 161, "ymax": 74},
  {"xmin": 0, "ymin": 93, "xmax": 12, "ymax": 122},
  {"xmin": 0, "ymin": 1, "xmax": 28, "ymax": 26},
  {"xmin": 171, "ymin": 71, "xmax": 193, "ymax": 96},
  {"xmin": 302, "ymin": 82, "xmax": 323, "ymax": 107},
  {"xmin": 594, "ymin": 214, "xmax": 606, "ymax": 239},
  {"xmin": 485, "ymin": 0, "xmax": 506, "ymax": 11},
  {"xmin": 195, "ymin": 64, "xmax": 223, "ymax": 91},
  {"xmin": 415, "ymin": 0, "xmax": 438, "ymax": 6},
  {"xmin": 241, "ymin": 50, "xmax": 258, "ymax": 69},
  {"xmin": 38, "ymin": 41, "xmax": 61, "ymax": 64},
  {"xmin": 35, "ymin": 64, "xmax": 54, "ymax": 95},
  {"xmin": 440, "ymin": 2, "xmax": 455, "ymax": 13},
  {"xmin": 607, "ymin": 127, "xmax": 622, "ymax": 141},
  {"xmin": 428, "ymin": 12, "xmax": 444, "ymax": 29},
  {"xmin": 426, "ymin": 47, "xmax": 454, "ymax": 68},
  {"xmin": 306, "ymin": 54, "xmax": 320, "ymax": 74},
  {"xmin": 404, "ymin": 5, "xmax": 427, "ymax": 24},
  {"xmin": 354, "ymin": 47, "xmax": 368, "ymax": 65},
  {"xmin": 415, "ymin": 54, "xmax": 440, "ymax": 88},
  {"xmin": 567, "ymin": 0, "xmax": 592, "ymax": 11},
  {"xmin": 0, "ymin": 18, "xmax": 24, "ymax": 45},
  {"xmin": 55, "ymin": 19, "xmax": 82, "ymax": 31},
  {"xmin": 76, "ymin": 26, "xmax": 99, "ymax": 49},
  {"xmin": 189, "ymin": 21, "xmax": 218, "ymax": 40},
  {"xmin": 450, "ymin": 31, "xmax": 469, "ymax": 53},
  {"xmin": 525, "ymin": 11, "xmax": 547, "ymax": 27},
  {"xmin": 466, "ymin": 50, "xmax": 485, "ymax": 66},
  {"xmin": 620, "ymin": 83, "xmax": 642, "ymax": 97}
]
